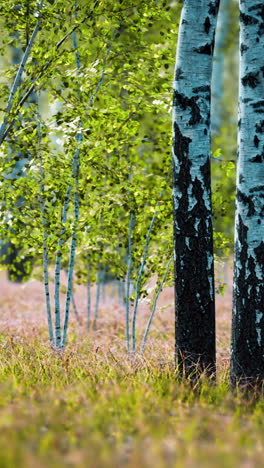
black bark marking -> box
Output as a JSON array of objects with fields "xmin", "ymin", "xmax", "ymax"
[
  {"xmin": 240, "ymin": 43, "xmax": 249, "ymax": 55},
  {"xmin": 249, "ymin": 3, "xmax": 264, "ymax": 13},
  {"xmin": 250, "ymin": 146, "xmax": 264, "ymax": 162},
  {"xmin": 173, "ymin": 91, "xmax": 202, "ymax": 125},
  {"xmin": 237, "ymin": 213, "xmax": 248, "ymax": 247},
  {"xmin": 240, "ymin": 12, "xmax": 258, "ymax": 26},
  {"xmin": 173, "ymin": 122, "xmax": 192, "ymax": 161},
  {"xmin": 249, "ymin": 4, "xmax": 264, "ymax": 27},
  {"xmin": 259, "ymin": 25, "xmax": 264, "ymax": 37},
  {"xmin": 175, "ymin": 67, "xmax": 184, "ymax": 81},
  {"xmin": 204, "ymin": 128, "xmax": 208, "ymax": 135},
  {"xmin": 200, "ymin": 159, "xmax": 211, "ymax": 192},
  {"xmin": 239, "ymin": 174, "xmax": 245, "ymax": 184},
  {"xmin": 193, "ymin": 42, "xmax": 213, "ymax": 55},
  {"xmin": 237, "ymin": 189, "xmax": 255, "ymax": 216},
  {"xmin": 193, "ymin": 85, "xmax": 210, "ymax": 93},
  {"xmin": 232, "ymin": 230, "xmax": 264, "ymax": 385},
  {"xmin": 255, "ymin": 240, "xmax": 264, "ymax": 265},
  {"xmin": 175, "ymin": 166, "xmax": 215, "ymax": 375},
  {"xmin": 242, "ymin": 71, "xmax": 260, "ymax": 88},
  {"xmin": 259, "ymin": 5, "xmax": 264, "ymax": 20},
  {"xmin": 208, "ymin": 2, "xmax": 220, "ymax": 16},
  {"xmin": 254, "ymin": 135, "xmax": 260, "ymax": 147},
  {"xmin": 255, "ymin": 120, "xmax": 264, "ymax": 133},
  {"xmin": 173, "ymin": 135, "xmax": 214, "ymax": 376},
  {"xmin": 204, "ymin": 16, "xmax": 211, "ymax": 34},
  {"xmin": 252, "ymin": 101, "xmax": 264, "ymax": 109},
  {"xmin": 250, "ymin": 155, "xmax": 262, "ymax": 162},
  {"xmin": 249, "ymin": 185, "xmax": 264, "ymax": 192}
]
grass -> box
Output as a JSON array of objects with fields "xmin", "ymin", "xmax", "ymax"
[
  {"xmin": 0, "ymin": 266, "xmax": 263, "ymax": 467},
  {"xmin": 0, "ymin": 335, "xmax": 263, "ymax": 468}
]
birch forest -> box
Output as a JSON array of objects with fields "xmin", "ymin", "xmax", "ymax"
[{"xmin": 0, "ymin": 1, "xmax": 264, "ymax": 467}]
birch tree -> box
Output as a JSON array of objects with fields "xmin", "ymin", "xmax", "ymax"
[
  {"xmin": 172, "ymin": 0, "xmax": 220, "ymax": 377},
  {"xmin": 1, "ymin": 26, "xmax": 36, "ymax": 283},
  {"xmin": 231, "ymin": 0, "xmax": 264, "ymax": 388}
]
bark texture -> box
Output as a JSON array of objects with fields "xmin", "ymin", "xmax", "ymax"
[
  {"xmin": 172, "ymin": 0, "xmax": 220, "ymax": 377},
  {"xmin": 231, "ymin": 0, "xmax": 264, "ymax": 388}
]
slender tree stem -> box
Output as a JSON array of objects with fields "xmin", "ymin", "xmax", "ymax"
[
  {"xmin": 119, "ymin": 278, "xmax": 126, "ymax": 305},
  {"xmin": 87, "ymin": 27, "xmax": 120, "ymax": 109},
  {"xmin": 57, "ymin": 7, "xmax": 118, "ymax": 346},
  {"xmin": 131, "ymin": 189, "xmax": 165, "ymax": 352},
  {"xmin": 61, "ymin": 145, "xmax": 81, "ymax": 348},
  {"xmin": 37, "ymin": 111, "xmax": 54, "ymax": 344},
  {"xmin": 131, "ymin": 212, "xmax": 156, "ymax": 351},
  {"xmin": 87, "ymin": 253, "xmax": 91, "ymax": 330},
  {"xmin": 141, "ymin": 256, "xmax": 173, "ymax": 353},
  {"xmin": 61, "ymin": 5, "xmax": 82, "ymax": 348},
  {"xmin": 54, "ymin": 185, "xmax": 71, "ymax": 348},
  {"xmin": 125, "ymin": 212, "xmax": 135, "ymax": 352},
  {"xmin": 71, "ymin": 291, "xmax": 81, "ymax": 325},
  {"xmin": 63, "ymin": 268, "xmax": 81, "ymax": 325},
  {"xmin": 93, "ymin": 265, "xmax": 102, "ymax": 331},
  {"xmin": 211, "ymin": 0, "xmax": 229, "ymax": 135},
  {"xmin": 101, "ymin": 267, "xmax": 106, "ymax": 303}
]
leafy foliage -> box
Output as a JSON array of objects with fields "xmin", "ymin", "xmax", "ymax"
[{"xmin": 0, "ymin": 0, "xmax": 238, "ymax": 345}]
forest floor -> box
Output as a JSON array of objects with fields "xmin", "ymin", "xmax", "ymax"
[{"xmin": 0, "ymin": 260, "xmax": 263, "ymax": 468}]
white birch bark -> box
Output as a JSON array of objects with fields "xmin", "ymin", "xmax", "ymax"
[
  {"xmin": 231, "ymin": 0, "xmax": 264, "ymax": 387},
  {"xmin": 172, "ymin": 0, "xmax": 220, "ymax": 376}
]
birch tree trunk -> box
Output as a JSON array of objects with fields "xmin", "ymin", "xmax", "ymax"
[
  {"xmin": 172, "ymin": 0, "xmax": 220, "ymax": 377},
  {"xmin": 231, "ymin": 0, "xmax": 264, "ymax": 388},
  {"xmin": 211, "ymin": 0, "xmax": 229, "ymax": 134}
]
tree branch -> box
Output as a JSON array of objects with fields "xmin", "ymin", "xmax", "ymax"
[
  {"xmin": 0, "ymin": 0, "xmax": 100, "ymax": 146},
  {"xmin": 0, "ymin": 0, "xmax": 44, "ymax": 145}
]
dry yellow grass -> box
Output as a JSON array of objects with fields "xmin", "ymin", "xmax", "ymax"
[{"xmin": 0, "ymin": 261, "xmax": 263, "ymax": 468}]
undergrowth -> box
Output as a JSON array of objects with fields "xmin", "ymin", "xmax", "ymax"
[{"xmin": 0, "ymin": 334, "xmax": 263, "ymax": 468}]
